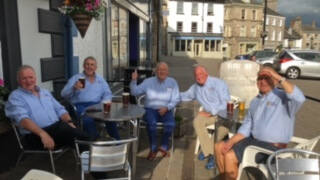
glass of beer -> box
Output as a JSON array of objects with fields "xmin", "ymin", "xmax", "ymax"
[
  {"xmin": 122, "ymin": 92, "xmax": 130, "ymax": 105},
  {"xmin": 103, "ymin": 100, "xmax": 111, "ymax": 113},
  {"xmin": 227, "ymin": 101, "xmax": 234, "ymax": 113},
  {"xmin": 78, "ymin": 77, "xmax": 85, "ymax": 88},
  {"xmin": 238, "ymin": 99, "xmax": 246, "ymax": 113}
]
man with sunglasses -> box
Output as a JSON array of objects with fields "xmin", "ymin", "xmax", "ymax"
[{"xmin": 214, "ymin": 67, "xmax": 305, "ymax": 180}]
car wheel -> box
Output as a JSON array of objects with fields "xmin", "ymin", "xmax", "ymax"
[{"xmin": 285, "ymin": 67, "xmax": 300, "ymax": 79}]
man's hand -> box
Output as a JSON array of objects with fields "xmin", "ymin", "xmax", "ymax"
[
  {"xmin": 68, "ymin": 122, "xmax": 77, "ymax": 129},
  {"xmin": 39, "ymin": 131, "xmax": 55, "ymax": 150},
  {"xmin": 158, "ymin": 107, "xmax": 168, "ymax": 116},
  {"xmin": 73, "ymin": 80, "xmax": 84, "ymax": 90},
  {"xmin": 221, "ymin": 140, "xmax": 233, "ymax": 155},
  {"xmin": 198, "ymin": 111, "xmax": 212, "ymax": 118},
  {"xmin": 131, "ymin": 69, "xmax": 138, "ymax": 80}
]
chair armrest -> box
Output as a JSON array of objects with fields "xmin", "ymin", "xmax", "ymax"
[
  {"xmin": 242, "ymin": 145, "xmax": 273, "ymax": 167},
  {"xmin": 290, "ymin": 136, "xmax": 308, "ymax": 144}
]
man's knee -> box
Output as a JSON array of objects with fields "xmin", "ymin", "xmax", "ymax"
[{"xmin": 225, "ymin": 150, "xmax": 238, "ymax": 164}]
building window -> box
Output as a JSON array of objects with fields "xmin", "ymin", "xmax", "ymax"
[
  {"xmin": 187, "ymin": 40, "xmax": 192, "ymax": 51},
  {"xmin": 177, "ymin": 22, "xmax": 183, "ymax": 32},
  {"xmin": 175, "ymin": 39, "xmax": 180, "ymax": 51},
  {"xmin": 207, "ymin": 3, "xmax": 214, "ymax": 15},
  {"xmin": 252, "ymin": 10, "xmax": 256, "ymax": 20},
  {"xmin": 207, "ymin": 23, "xmax": 213, "ymax": 33},
  {"xmin": 272, "ymin": 18, "xmax": 276, "ymax": 26},
  {"xmin": 241, "ymin": 9, "xmax": 246, "ymax": 19},
  {"xmin": 210, "ymin": 40, "xmax": 215, "ymax": 51},
  {"xmin": 279, "ymin": 19, "xmax": 282, "ymax": 26},
  {"xmin": 192, "ymin": 22, "xmax": 197, "ymax": 33},
  {"xmin": 177, "ymin": 2, "xmax": 184, "ymax": 14},
  {"xmin": 278, "ymin": 31, "xmax": 282, "ymax": 41},
  {"xmin": 181, "ymin": 40, "xmax": 186, "ymax": 51},
  {"xmin": 272, "ymin": 30, "xmax": 275, "ymax": 41},
  {"xmin": 192, "ymin": 3, "xmax": 198, "ymax": 15},
  {"xmin": 266, "ymin": 17, "xmax": 269, "ymax": 25},
  {"xmin": 250, "ymin": 26, "xmax": 256, "ymax": 37},
  {"xmin": 265, "ymin": 28, "xmax": 269, "ymax": 40},
  {"xmin": 216, "ymin": 40, "xmax": 221, "ymax": 51},
  {"xmin": 240, "ymin": 26, "xmax": 246, "ymax": 37}
]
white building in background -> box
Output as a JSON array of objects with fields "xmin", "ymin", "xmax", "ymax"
[{"xmin": 166, "ymin": 0, "xmax": 225, "ymax": 59}]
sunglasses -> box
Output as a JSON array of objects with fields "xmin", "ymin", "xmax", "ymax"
[{"xmin": 257, "ymin": 75, "xmax": 271, "ymax": 81}]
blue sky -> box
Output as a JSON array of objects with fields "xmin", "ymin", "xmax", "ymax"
[{"xmin": 277, "ymin": 0, "xmax": 320, "ymax": 27}]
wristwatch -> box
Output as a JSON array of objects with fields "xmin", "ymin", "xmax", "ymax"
[{"xmin": 279, "ymin": 77, "xmax": 286, "ymax": 84}]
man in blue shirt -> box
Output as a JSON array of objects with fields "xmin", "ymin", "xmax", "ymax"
[
  {"xmin": 61, "ymin": 56, "xmax": 119, "ymax": 140},
  {"xmin": 130, "ymin": 62, "xmax": 180, "ymax": 160},
  {"xmin": 214, "ymin": 67, "xmax": 305, "ymax": 180},
  {"xmin": 5, "ymin": 65, "xmax": 92, "ymax": 150},
  {"xmin": 181, "ymin": 65, "xmax": 231, "ymax": 169}
]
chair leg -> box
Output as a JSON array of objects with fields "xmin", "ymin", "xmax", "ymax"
[
  {"xmin": 10, "ymin": 152, "xmax": 25, "ymax": 178},
  {"xmin": 48, "ymin": 150, "xmax": 56, "ymax": 174},
  {"xmin": 171, "ymin": 132, "xmax": 174, "ymax": 155},
  {"xmin": 194, "ymin": 137, "xmax": 200, "ymax": 155}
]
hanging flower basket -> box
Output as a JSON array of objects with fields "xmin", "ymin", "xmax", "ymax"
[
  {"xmin": 71, "ymin": 14, "xmax": 93, "ymax": 38},
  {"xmin": 59, "ymin": 0, "xmax": 107, "ymax": 38}
]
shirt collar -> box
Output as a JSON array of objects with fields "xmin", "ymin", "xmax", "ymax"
[{"xmin": 18, "ymin": 86, "xmax": 40, "ymax": 94}]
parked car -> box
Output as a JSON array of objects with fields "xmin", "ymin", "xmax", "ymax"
[
  {"xmin": 273, "ymin": 50, "xmax": 320, "ymax": 79},
  {"xmin": 235, "ymin": 54, "xmax": 250, "ymax": 60},
  {"xmin": 256, "ymin": 54, "xmax": 278, "ymax": 67},
  {"xmin": 249, "ymin": 50, "xmax": 278, "ymax": 61}
]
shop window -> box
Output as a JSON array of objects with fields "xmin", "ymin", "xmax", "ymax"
[
  {"xmin": 181, "ymin": 40, "xmax": 186, "ymax": 51},
  {"xmin": 187, "ymin": 40, "xmax": 192, "ymax": 51},
  {"xmin": 216, "ymin": 40, "xmax": 221, "ymax": 51},
  {"xmin": 204, "ymin": 40, "xmax": 209, "ymax": 51},
  {"xmin": 175, "ymin": 39, "xmax": 180, "ymax": 51},
  {"xmin": 210, "ymin": 40, "xmax": 215, "ymax": 51},
  {"xmin": 207, "ymin": 23, "xmax": 212, "ymax": 33}
]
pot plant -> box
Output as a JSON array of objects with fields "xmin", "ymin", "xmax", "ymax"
[
  {"xmin": 0, "ymin": 79, "xmax": 10, "ymax": 134},
  {"xmin": 174, "ymin": 115, "xmax": 187, "ymax": 138},
  {"xmin": 59, "ymin": 0, "xmax": 107, "ymax": 38}
]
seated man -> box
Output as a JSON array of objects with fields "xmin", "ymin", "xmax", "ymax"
[
  {"xmin": 5, "ymin": 65, "xmax": 92, "ymax": 150},
  {"xmin": 180, "ymin": 65, "xmax": 230, "ymax": 169},
  {"xmin": 214, "ymin": 67, "xmax": 306, "ymax": 180},
  {"xmin": 130, "ymin": 62, "xmax": 180, "ymax": 160},
  {"xmin": 61, "ymin": 56, "xmax": 119, "ymax": 140}
]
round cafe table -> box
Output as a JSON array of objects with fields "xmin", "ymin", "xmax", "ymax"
[{"xmin": 85, "ymin": 102, "xmax": 145, "ymax": 178}]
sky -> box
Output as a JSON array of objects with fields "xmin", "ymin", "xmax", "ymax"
[{"xmin": 277, "ymin": 0, "xmax": 320, "ymax": 27}]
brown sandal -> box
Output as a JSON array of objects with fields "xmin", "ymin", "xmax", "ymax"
[
  {"xmin": 147, "ymin": 151, "xmax": 157, "ymax": 161},
  {"xmin": 158, "ymin": 148, "xmax": 170, "ymax": 157}
]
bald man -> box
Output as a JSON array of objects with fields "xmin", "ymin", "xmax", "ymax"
[
  {"xmin": 130, "ymin": 62, "xmax": 180, "ymax": 160},
  {"xmin": 181, "ymin": 65, "xmax": 231, "ymax": 169}
]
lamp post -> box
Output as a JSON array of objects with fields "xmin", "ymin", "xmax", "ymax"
[{"xmin": 261, "ymin": 0, "xmax": 268, "ymax": 49}]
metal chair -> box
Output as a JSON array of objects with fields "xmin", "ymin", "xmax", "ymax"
[
  {"xmin": 136, "ymin": 95, "xmax": 176, "ymax": 153},
  {"xmin": 237, "ymin": 135, "xmax": 320, "ymax": 180},
  {"xmin": 267, "ymin": 148, "xmax": 320, "ymax": 180},
  {"xmin": 75, "ymin": 137, "xmax": 138, "ymax": 180},
  {"xmin": 10, "ymin": 121, "xmax": 73, "ymax": 175},
  {"xmin": 60, "ymin": 98, "xmax": 83, "ymax": 130}
]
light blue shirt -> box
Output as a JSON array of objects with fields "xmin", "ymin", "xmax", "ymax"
[
  {"xmin": 180, "ymin": 76, "xmax": 230, "ymax": 115},
  {"xmin": 130, "ymin": 76, "xmax": 180, "ymax": 111},
  {"xmin": 5, "ymin": 86, "xmax": 68, "ymax": 135},
  {"xmin": 61, "ymin": 72, "xmax": 112, "ymax": 104},
  {"xmin": 237, "ymin": 86, "xmax": 305, "ymax": 143}
]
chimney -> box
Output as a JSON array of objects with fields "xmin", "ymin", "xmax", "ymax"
[{"xmin": 312, "ymin": 20, "xmax": 316, "ymax": 28}]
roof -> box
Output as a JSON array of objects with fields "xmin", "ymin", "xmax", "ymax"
[
  {"xmin": 301, "ymin": 25, "xmax": 320, "ymax": 33},
  {"xmin": 266, "ymin": 7, "xmax": 284, "ymax": 17},
  {"xmin": 284, "ymin": 29, "xmax": 302, "ymax": 40},
  {"xmin": 172, "ymin": 0, "xmax": 226, "ymax": 3},
  {"xmin": 225, "ymin": 0, "xmax": 262, "ymax": 5}
]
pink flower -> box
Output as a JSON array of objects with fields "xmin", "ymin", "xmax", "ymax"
[
  {"xmin": 0, "ymin": 79, "xmax": 4, "ymax": 86},
  {"xmin": 95, "ymin": 0, "xmax": 100, "ymax": 6}
]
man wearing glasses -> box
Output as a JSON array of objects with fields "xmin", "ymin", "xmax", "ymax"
[{"xmin": 214, "ymin": 67, "xmax": 305, "ymax": 180}]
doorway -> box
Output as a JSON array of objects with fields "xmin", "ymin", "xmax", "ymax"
[{"xmin": 194, "ymin": 40, "xmax": 202, "ymax": 57}]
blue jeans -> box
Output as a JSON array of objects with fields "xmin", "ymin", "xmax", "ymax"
[
  {"xmin": 144, "ymin": 108, "xmax": 175, "ymax": 152},
  {"xmin": 75, "ymin": 102, "xmax": 120, "ymax": 140}
]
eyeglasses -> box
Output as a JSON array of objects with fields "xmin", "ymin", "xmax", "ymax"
[{"xmin": 257, "ymin": 76, "xmax": 271, "ymax": 81}]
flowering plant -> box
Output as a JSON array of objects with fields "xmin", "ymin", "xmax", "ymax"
[
  {"xmin": 59, "ymin": 0, "xmax": 107, "ymax": 20},
  {"xmin": 0, "ymin": 79, "xmax": 9, "ymax": 121}
]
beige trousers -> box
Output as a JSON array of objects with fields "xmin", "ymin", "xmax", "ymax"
[{"xmin": 193, "ymin": 115, "xmax": 229, "ymax": 157}]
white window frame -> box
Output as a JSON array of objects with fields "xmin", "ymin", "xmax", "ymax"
[
  {"xmin": 192, "ymin": 2, "xmax": 198, "ymax": 15},
  {"xmin": 207, "ymin": 3, "xmax": 214, "ymax": 15},
  {"xmin": 240, "ymin": 26, "xmax": 246, "ymax": 37},
  {"xmin": 177, "ymin": 22, "xmax": 183, "ymax": 32},
  {"xmin": 250, "ymin": 26, "xmax": 256, "ymax": 37},
  {"xmin": 177, "ymin": 2, "xmax": 184, "ymax": 14},
  {"xmin": 191, "ymin": 22, "xmax": 197, "ymax": 33}
]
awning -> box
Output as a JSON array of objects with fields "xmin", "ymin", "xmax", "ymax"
[
  {"xmin": 174, "ymin": 36, "xmax": 194, "ymax": 40},
  {"xmin": 204, "ymin": 37, "xmax": 223, "ymax": 40}
]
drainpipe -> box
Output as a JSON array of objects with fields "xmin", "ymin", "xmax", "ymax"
[
  {"xmin": 147, "ymin": 0, "xmax": 152, "ymax": 67},
  {"xmin": 63, "ymin": 16, "xmax": 74, "ymax": 79},
  {"xmin": 105, "ymin": 0, "xmax": 112, "ymax": 80}
]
